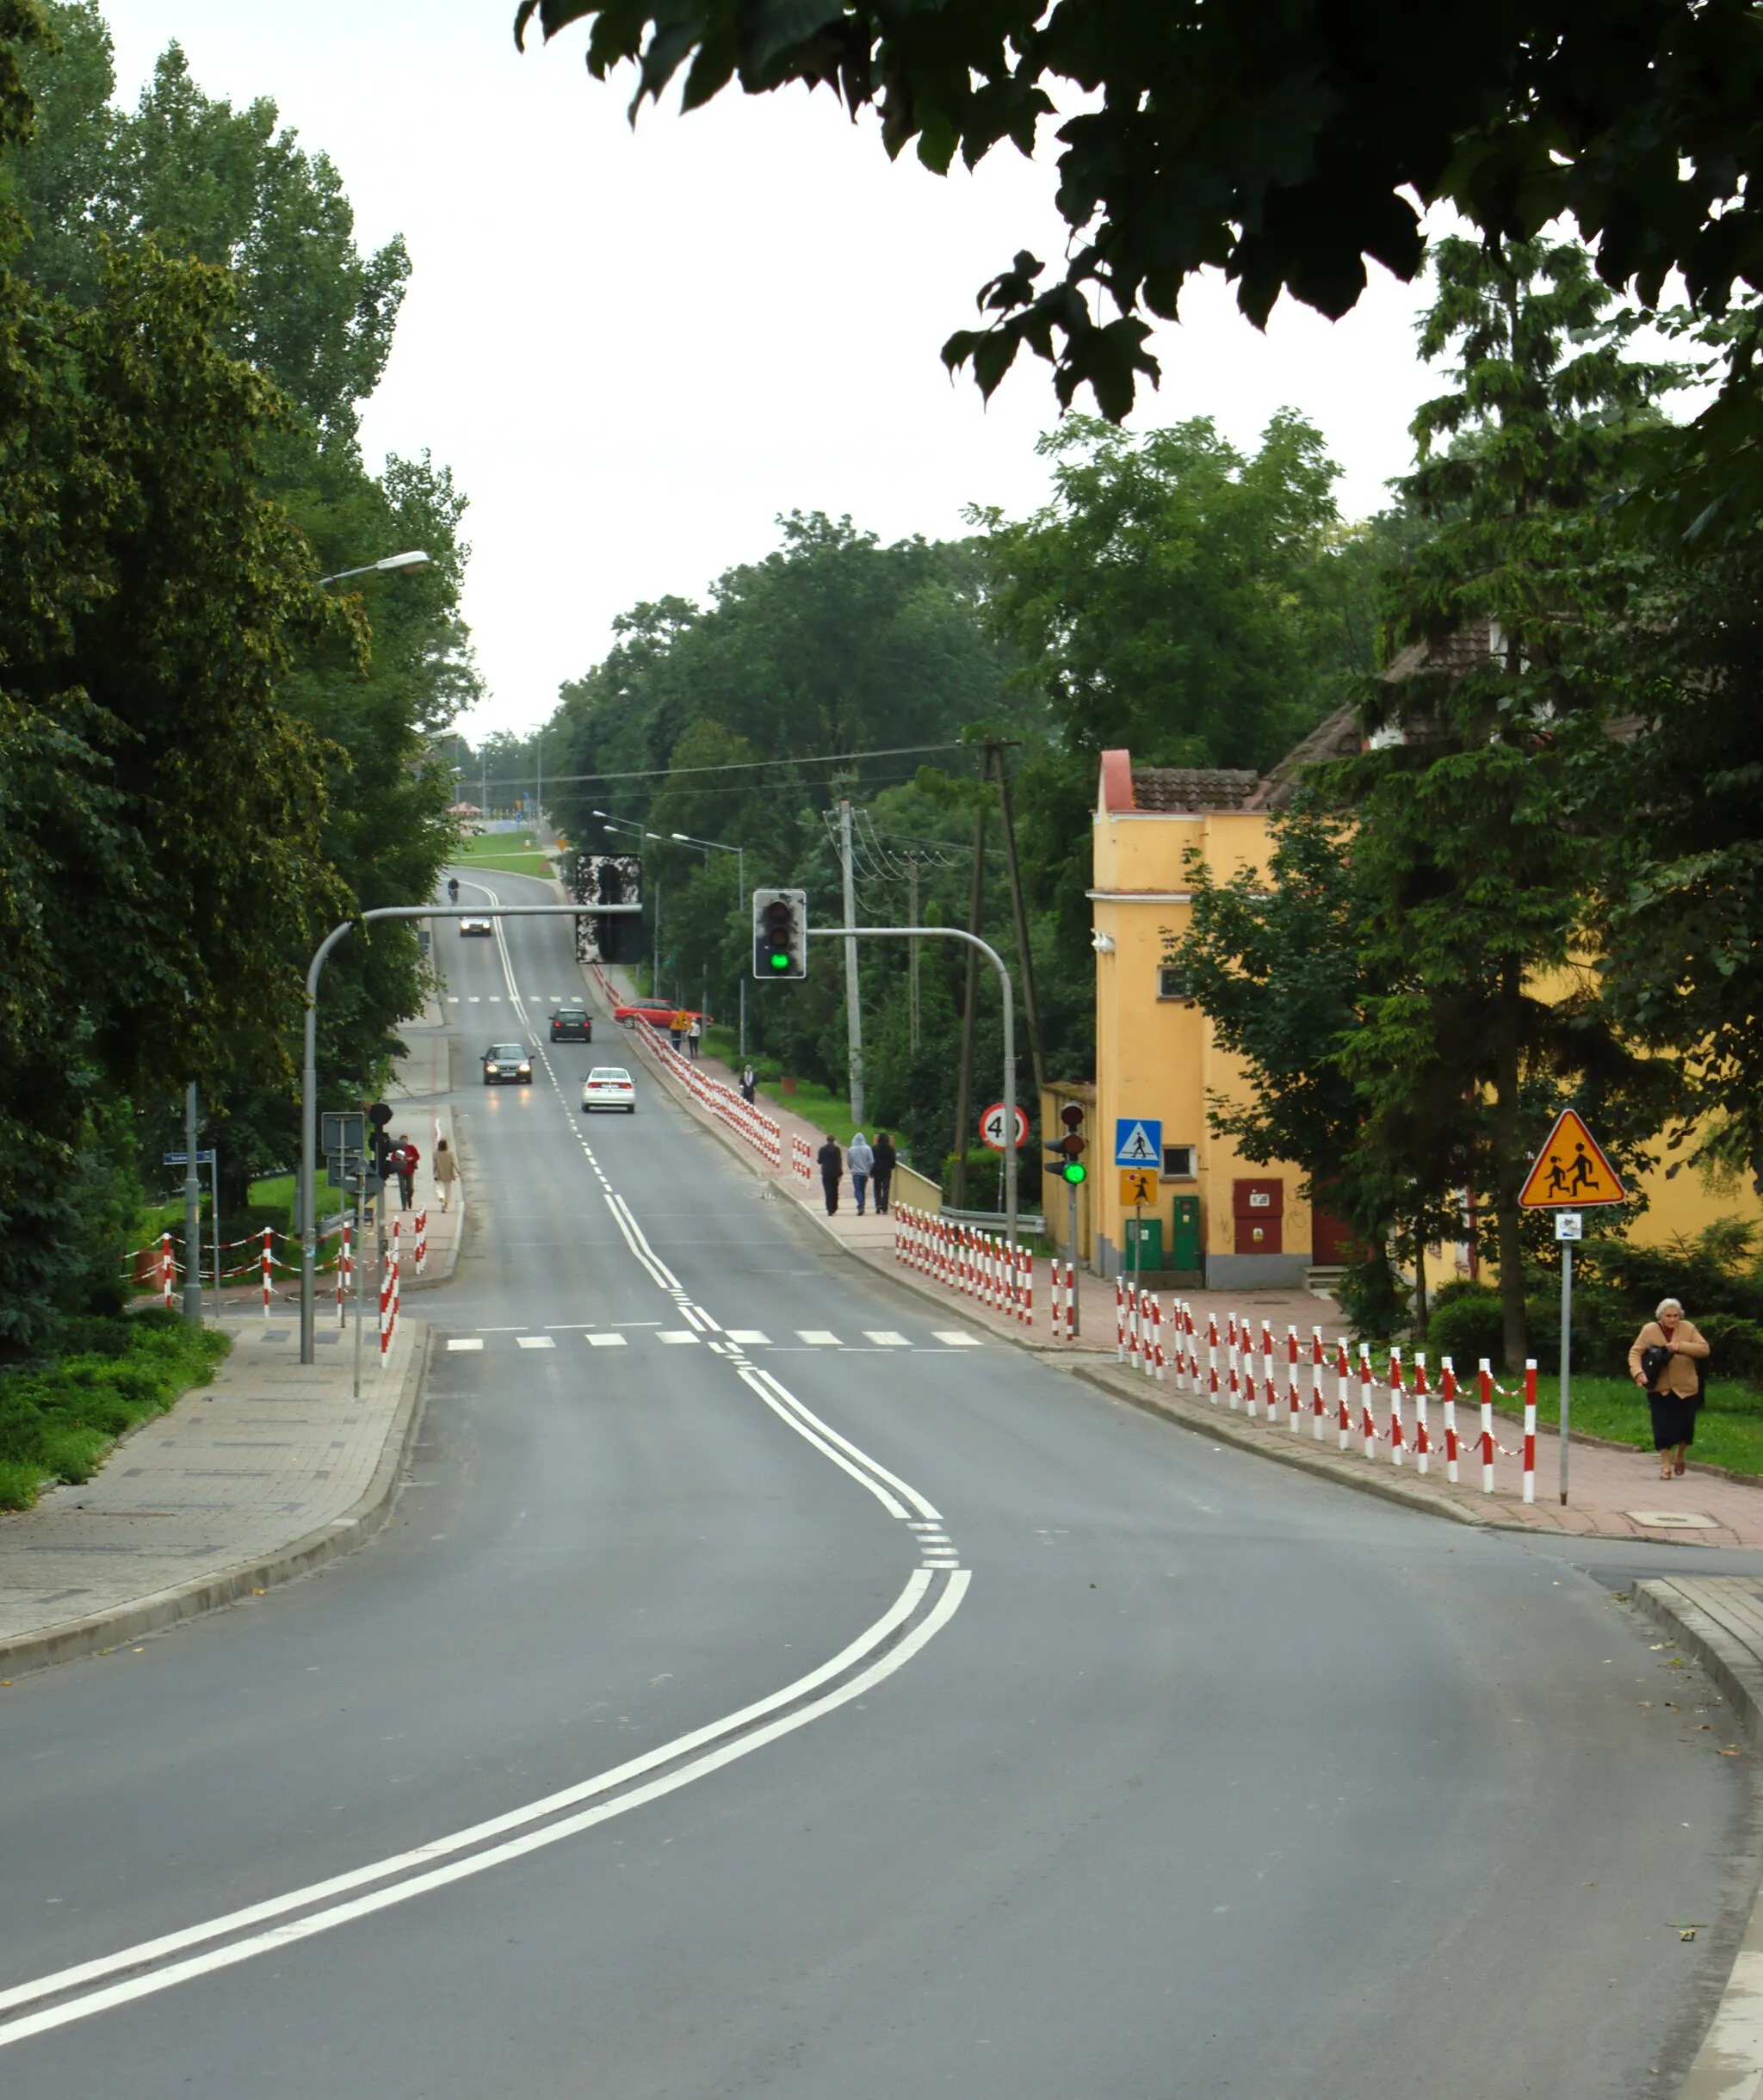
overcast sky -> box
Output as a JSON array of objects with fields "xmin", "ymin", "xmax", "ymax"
[{"xmin": 108, "ymin": 0, "xmax": 1442, "ymax": 740}]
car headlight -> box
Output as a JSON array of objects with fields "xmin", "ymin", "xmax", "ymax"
[
  {"xmin": 486, "ymin": 1063, "xmax": 498, "ymax": 1073},
  {"xmin": 518, "ymin": 1064, "xmax": 530, "ymax": 1075}
]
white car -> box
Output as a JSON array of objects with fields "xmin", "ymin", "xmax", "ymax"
[{"xmin": 582, "ymin": 1066, "xmax": 635, "ymax": 1113}]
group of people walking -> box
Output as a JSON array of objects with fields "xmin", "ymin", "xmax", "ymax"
[{"xmin": 817, "ymin": 1131, "xmax": 895, "ymax": 1218}]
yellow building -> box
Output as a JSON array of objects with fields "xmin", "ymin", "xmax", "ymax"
[{"xmin": 1057, "ymin": 742, "xmax": 1763, "ymax": 1287}]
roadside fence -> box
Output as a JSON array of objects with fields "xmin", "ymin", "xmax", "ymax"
[
  {"xmin": 893, "ymin": 1206, "xmax": 1032, "ymax": 1326},
  {"xmin": 380, "ymin": 1216, "xmax": 401, "ymax": 1357},
  {"xmin": 792, "ymin": 1134, "xmax": 814, "ymax": 1183},
  {"xmin": 616, "ymin": 1009, "xmax": 784, "ymax": 1170}
]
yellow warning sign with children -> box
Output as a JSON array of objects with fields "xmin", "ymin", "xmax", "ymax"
[{"xmin": 1518, "ymin": 1109, "xmax": 1627, "ymax": 1209}]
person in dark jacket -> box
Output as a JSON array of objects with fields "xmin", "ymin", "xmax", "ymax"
[
  {"xmin": 393, "ymin": 1134, "xmax": 419, "ymax": 1212},
  {"xmin": 871, "ymin": 1132, "xmax": 896, "ymax": 1215},
  {"xmin": 817, "ymin": 1137, "xmax": 844, "ymax": 1216}
]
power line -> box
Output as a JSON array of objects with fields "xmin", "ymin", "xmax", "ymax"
[{"xmin": 477, "ymin": 738, "xmax": 979, "ymax": 789}]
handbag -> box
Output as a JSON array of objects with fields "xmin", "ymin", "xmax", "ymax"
[{"xmin": 1640, "ymin": 1343, "xmax": 1673, "ymax": 1392}]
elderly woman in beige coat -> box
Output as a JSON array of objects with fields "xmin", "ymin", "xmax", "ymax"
[{"xmin": 1628, "ymin": 1298, "xmax": 1711, "ymax": 1480}]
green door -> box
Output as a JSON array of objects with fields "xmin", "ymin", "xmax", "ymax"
[
  {"xmin": 1124, "ymin": 1216, "xmax": 1163, "ymax": 1272},
  {"xmin": 1170, "ymin": 1195, "xmax": 1201, "ymax": 1273}
]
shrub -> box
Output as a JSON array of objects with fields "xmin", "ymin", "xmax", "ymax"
[{"xmin": 1426, "ymin": 1283, "xmax": 1504, "ymax": 1367}]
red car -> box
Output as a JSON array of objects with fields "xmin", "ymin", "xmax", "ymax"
[{"xmin": 612, "ymin": 1003, "xmax": 703, "ymax": 1033}]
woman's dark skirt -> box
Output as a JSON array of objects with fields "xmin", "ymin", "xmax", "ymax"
[{"xmin": 1649, "ymin": 1393, "xmax": 1698, "ymax": 1450}]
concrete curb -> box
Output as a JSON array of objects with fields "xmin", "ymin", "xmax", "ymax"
[
  {"xmin": 1624, "ymin": 1581, "xmax": 1763, "ymax": 2097},
  {"xmin": 0, "ymin": 1323, "xmax": 433, "ymax": 1682}
]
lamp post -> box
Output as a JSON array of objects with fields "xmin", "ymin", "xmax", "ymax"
[
  {"xmin": 317, "ymin": 549, "xmax": 431, "ymax": 585},
  {"xmin": 671, "ymin": 830, "xmax": 745, "ymax": 1058}
]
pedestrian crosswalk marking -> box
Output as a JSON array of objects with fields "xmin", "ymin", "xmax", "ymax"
[
  {"xmin": 797, "ymin": 1330, "xmax": 840, "ymax": 1345},
  {"xmin": 658, "ymin": 1331, "xmax": 699, "ymax": 1344},
  {"xmin": 446, "ymin": 1338, "xmax": 484, "ymax": 1352},
  {"xmin": 444, "ymin": 1327, "xmax": 980, "ymax": 1353},
  {"xmin": 865, "ymin": 1331, "xmax": 910, "ymax": 1346},
  {"xmin": 467, "ymin": 997, "xmax": 481, "ymax": 1004},
  {"xmin": 726, "ymin": 1330, "xmax": 770, "ymax": 1345},
  {"xmin": 585, "ymin": 1332, "xmax": 628, "ymax": 1348},
  {"xmin": 931, "ymin": 1331, "xmax": 981, "ymax": 1347},
  {"xmin": 516, "ymin": 1335, "xmax": 554, "ymax": 1350}
]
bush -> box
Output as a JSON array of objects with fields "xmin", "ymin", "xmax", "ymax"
[
  {"xmin": 1426, "ymin": 1283, "xmax": 1504, "ymax": 1367},
  {"xmin": 942, "ymin": 1147, "xmax": 1004, "ymax": 1210},
  {"xmin": 1337, "ymin": 1247, "xmax": 1407, "ymax": 1341},
  {"xmin": 0, "ymin": 1310, "xmax": 229, "ymax": 1509}
]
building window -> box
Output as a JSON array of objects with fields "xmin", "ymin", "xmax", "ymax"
[
  {"xmin": 1163, "ymin": 1144, "xmax": 1197, "ymax": 1179},
  {"xmin": 1157, "ymin": 966, "xmax": 1191, "ymax": 1002}
]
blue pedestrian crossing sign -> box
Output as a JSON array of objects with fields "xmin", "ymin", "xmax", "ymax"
[{"xmin": 1114, "ymin": 1118, "xmax": 1162, "ymax": 1168}]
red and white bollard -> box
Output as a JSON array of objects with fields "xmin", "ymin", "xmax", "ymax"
[
  {"xmin": 261, "ymin": 1226, "xmax": 274, "ymax": 1317},
  {"xmin": 1260, "ymin": 1321, "xmax": 1276, "ymax": 1420},
  {"xmin": 1310, "ymin": 1326, "xmax": 1327, "ymax": 1440},
  {"xmin": 1336, "ymin": 1338, "xmax": 1352, "ymax": 1450},
  {"xmin": 1413, "ymin": 1351, "xmax": 1431, "ymax": 1475},
  {"xmin": 338, "ymin": 1219, "xmax": 351, "ymax": 1326},
  {"xmin": 160, "ymin": 1232, "xmax": 174, "ymax": 1309},
  {"xmin": 1359, "ymin": 1344, "xmax": 1376, "ymax": 1458},
  {"xmin": 1116, "ymin": 1278, "xmax": 1127, "ymax": 1362},
  {"xmin": 1522, "ymin": 1358, "xmax": 1537, "ymax": 1504},
  {"xmin": 1227, "ymin": 1312, "xmax": 1241, "ymax": 1410},
  {"xmin": 1208, "ymin": 1314, "xmax": 1221, "ymax": 1401},
  {"xmin": 1388, "ymin": 1348, "xmax": 1406, "ymax": 1466},
  {"xmin": 1440, "ymin": 1356, "xmax": 1459, "ymax": 1484},
  {"xmin": 1478, "ymin": 1359, "xmax": 1496, "ymax": 1492},
  {"xmin": 1286, "ymin": 1325, "xmax": 1302, "ymax": 1432},
  {"xmin": 415, "ymin": 1208, "xmax": 427, "ymax": 1280},
  {"xmin": 1148, "ymin": 1294, "xmax": 1164, "ymax": 1380}
]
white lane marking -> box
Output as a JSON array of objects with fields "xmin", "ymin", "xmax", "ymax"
[
  {"xmin": 515, "ymin": 1336, "xmax": 555, "ymax": 1350},
  {"xmin": 797, "ymin": 1331, "xmax": 841, "ymax": 1346},
  {"xmin": 864, "ymin": 1331, "xmax": 910, "ymax": 1347},
  {"xmin": 931, "ymin": 1331, "xmax": 981, "ymax": 1347},
  {"xmin": 585, "ymin": 1333, "xmax": 628, "ymax": 1348},
  {"xmin": 488, "ymin": 994, "xmax": 502, "ymax": 1003},
  {"xmin": 0, "ymin": 1570, "xmax": 954, "ymax": 2038},
  {"xmin": 907, "ymin": 1521, "xmax": 942, "ymax": 1531},
  {"xmin": 735, "ymin": 1367, "xmax": 907, "ymax": 1518},
  {"xmin": 658, "ymin": 1331, "xmax": 699, "ymax": 1346},
  {"xmin": 694, "ymin": 1307, "xmax": 724, "ymax": 1333},
  {"xmin": 602, "ymin": 1193, "xmax": 675, "ymax": 1294},
  {"xmin": 467, "ymin": 997, "xmax": 481, "ymax": 1004},
  {"xmin": 445, "ymin": 997, "xmax": 460, "ymax": 1004},
  {"xmin": 445, "ymin": 1339, "xmax": 484, "ymax": 1353},
  {"xmin": 676, "ymin": 1304, "xmax": 706, "ymax": 1332},
  {"xmin": 745, "ymin": 1366, "xmax": 942, "ymax": 1522},
  {"xmin": 726, "ymin": 1330, "xmax": 770, "ymax": 1345}
]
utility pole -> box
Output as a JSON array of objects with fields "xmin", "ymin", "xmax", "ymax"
[
  {"xmin": 988, "ymin": 743, "xmax": 1048, "ymax": 1101},
  {"xmin": 950, "ymin": 794, "xmax": 987, "ymax": 1209},
  {"xmin": 907, "ymin": 861, "xmax": 920, "ymax": 1052},
  {"xmin": 838, "ymin": 798, "xmax": 865, "ymax": 1127},
  {"xmin": 182, "ymin": 1083, "xmax": 202, "ymax": 1321}
]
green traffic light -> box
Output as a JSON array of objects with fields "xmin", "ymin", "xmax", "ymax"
[
  {"xmin": 1064, "ymin": 1161, "xmax": 1086, "ymax": 1184},
  {"xmin": 768, "ymin": 951, "xmax": 791, "ymax": 973}
]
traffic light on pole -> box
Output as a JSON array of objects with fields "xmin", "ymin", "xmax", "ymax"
[
  {"xmin": 752, "ymin": 887, "xmax": 807, "ymax": 980},
  {"xmin": 1048, "ymin": 1101, "xmax": 1087, "ymax": 1184}
]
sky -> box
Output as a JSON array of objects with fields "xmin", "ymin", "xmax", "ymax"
[{"xmin": 107, "ymin": 0, "xmax": 1443, "ymax": 740}]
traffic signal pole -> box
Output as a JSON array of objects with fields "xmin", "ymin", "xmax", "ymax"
[
  {"xmin": 807, "ymin": 926, "xmax": 1018, "ymax": 1250},
  {"xmin": 299, "ymin": 902, "xmax": 640, "ymax": 1362}
]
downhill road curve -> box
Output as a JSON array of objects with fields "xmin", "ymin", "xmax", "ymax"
[{"xmin": 0, "ymin": 868, "xmax": 1758, "ymax": 2097}]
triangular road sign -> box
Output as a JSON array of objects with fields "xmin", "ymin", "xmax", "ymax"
[{"xmin": 1519, "ymin": 1109, "xmax": 1628, "ymax": 1208}]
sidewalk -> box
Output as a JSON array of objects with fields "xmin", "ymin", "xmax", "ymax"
[
  {"xmin": 590, "ymin": 960, "xmax": 1763, "ymax": 1552},
  {"xmin": 0, "ymin": 1314, "xmax": 426, "ymax": 1678},
  {"xmin": 0, "ymin": 1016, "xmax": 454, "ymax": 1679}
]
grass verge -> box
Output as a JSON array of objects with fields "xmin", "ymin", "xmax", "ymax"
[
  {"xmin": 1514, "ymin": 1371, "xmax": 1763, "ymax": 1477},
  {"xmin": 0, "ymin": 1312, "xmax": 232, "ymax": 1510},
  {"xmin": 451, "ymin": 832, "xmax": 554, "ymax": 879}
]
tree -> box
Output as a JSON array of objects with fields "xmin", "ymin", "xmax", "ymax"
[
  {"xmin": 1324, "ymin": 237, "xmax": 1680, "ymax": 1364},
  {"xmin": 512, "ymin": 0, "xmax": 1763, "ymax": 431}
]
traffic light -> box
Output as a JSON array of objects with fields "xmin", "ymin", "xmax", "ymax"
[
  {"xmin": 752, "ymin": 887, "xmax": 807, "ymax": 980},
  {"xmin": 1048, "ymin": 1100, "xmax": 1087, "ymax": 1184},
  {"xmin": 367, "ymin": 1101, "xmax": 394, "ymax": 1183}
]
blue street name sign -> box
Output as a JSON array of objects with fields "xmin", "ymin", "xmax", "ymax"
[{"xmin": 163, "ymin": 1151, "xmax": 216, "ymax": 1165}]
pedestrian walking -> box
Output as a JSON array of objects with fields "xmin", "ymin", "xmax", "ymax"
[
  {"xmin": 848, "ymin": 1130, "xmax": 875, "ymax": 1216},
  {"xmin": 1628, "ymin": 1297, "xmax": 1711, "ymax": 1479},
  {"xmin": 739, "ymin": 1064, "xmax": 757, "ymax": 1105},
  {"xmin": 393, "ymin": 1133, "xmax": 419, "ymax": 1212},
  {"xmin": 817, "ymin": 1135, "xmax": 844, "ymax": 1216},
  {"xmin": 433, "ymin": 1137, "xmax": 459, "ymax": 1213},
  {"xmin": 872, "ymin": 1131, "xmax": 896, "ymax": 1215},
  {"xmin": 669, "ymin": 1011, "xmax": 686, "ymax": 1051},
  {"xmin": 686, "ymin": 1016, "xmax": 702, "ymax": 1060}
]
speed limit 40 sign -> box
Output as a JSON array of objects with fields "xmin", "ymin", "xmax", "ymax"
[{"xmin": 980, "ymin": 1102, "xmax": 1029, "ymax": 1152}]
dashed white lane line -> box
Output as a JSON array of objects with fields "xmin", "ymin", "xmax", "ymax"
[
  {"xmin": 726, "ymin": 1330, "xmax": 770, "ymax": 1345},
  {"xmin": 446, "ymin": 1339, "xmax": 484, "ymax": 1352},
  {"xmin": 516, "ymin": 1336, "xmax": 555, "ymax": 1350},
  {"xmin": 658, "ymin": 1331, "xmax": 699, "ymax": 1345},
  {"xmin": 932, "ymin": 1331, "xmax": 981, "ymax": 1347},
  {"xmin": 864, "ymin": 1331, "xmax": 910, "ymax": 1347},
  {"xmin": 585, "ymin": 1333, "xmax": 628, "ymax": 1348},
  {"xmin": 797, "ymin": 1331, "xmax": 841, "ymax": 1346}
]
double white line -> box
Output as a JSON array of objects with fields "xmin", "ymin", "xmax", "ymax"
[{"xmin": 0, "ymin": 1557, "xmax": 967, "ymax": 2049}]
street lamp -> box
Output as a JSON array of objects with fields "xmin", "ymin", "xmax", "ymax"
[
  {"xmin": 318, "ymin": 549, "xmax": 431, "ymax": 585},
  {"xmin": 672, "ymin": 829, "xmax": 746, "ymax": 1058}
]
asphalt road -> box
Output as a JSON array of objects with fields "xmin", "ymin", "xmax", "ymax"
[{"xmin": 0, "ymin": 868, "xmax": 1758, "ymax": 2097}]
